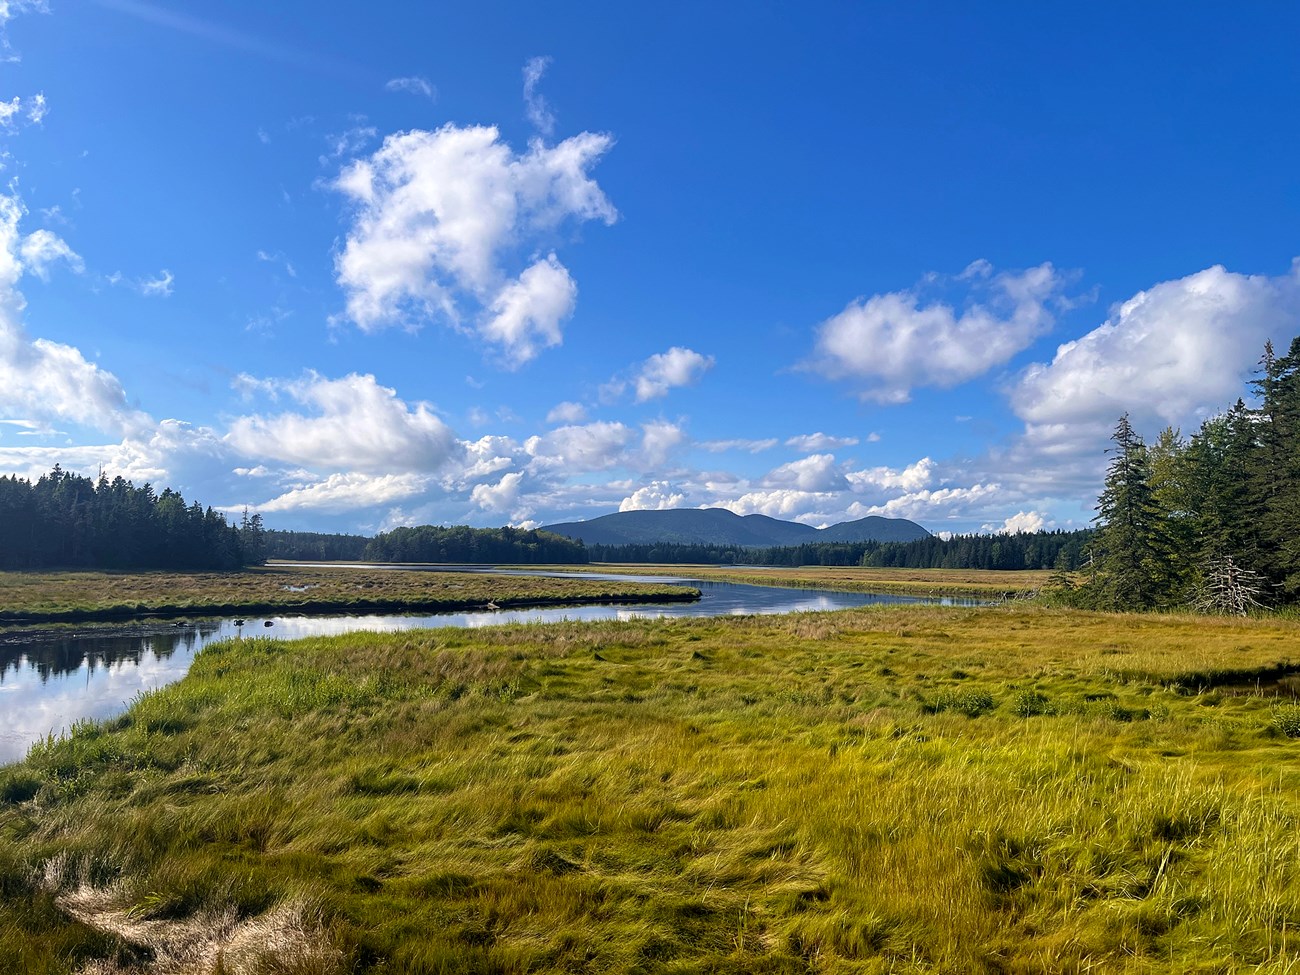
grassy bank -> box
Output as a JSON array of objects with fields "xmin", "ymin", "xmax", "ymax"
[
  {"xmin": 3, "ymin": 605, "xmax": 1300, "ymax": 972},
  {"xmin": 0, "ymin": 566, "xmax": 698, "ymax": 624},
  {"xmin": 580, "ymin": 563, "xmax": 1056, "ymax": 598}
]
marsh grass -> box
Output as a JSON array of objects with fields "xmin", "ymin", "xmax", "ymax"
[
  {"xmin": 577, "ymin": 563, "xmax": 1056, "ymax": 597},
  {"xmin": 2, "ymin": 605, "xmax": 1300, "ymax": 972},
  {"xmin": 0, "ymin": 566, "xmax": 696, "ymax": 623}
]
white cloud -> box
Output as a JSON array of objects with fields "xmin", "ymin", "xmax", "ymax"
[
  {"xmin": 699, "ymin": 437, "xmax": 779, "ymax": 454},
  {"xmin": 640, "ymin": 420, "xmax": 684, "ymax": 468},
  {"xmin": 810, "ymin": 261, "xmax": 1068, "ymax": 402},
  {"xmin": 225, "ymin": 372, "xmax": 459, "ymax": 473},
  {"xmin": 333, "ymin": 122, "xmax": 615, "ymax": 362},
  {"xmin": 986, "ymin": 511, "xmax": 1048, "ymax": 534},
  {"xmin": 619, "ymin": 480, "xmax": 686, "ymax": 512},
  {"xmin": 764, "ymin": 453, "xmax": 847, "ymax": 492},
  {"xmin": 480, "ymin": 253, "xmax": 575, "ymax": 366},
  {"xmin": 522, "ymin": 56, "xmax": 555, "ymax": 136},
  {"xmin": 1013, "ymin": 262, "xmax": 1300, "ymax": 434},
  {"xmin": 966, "ymin": 261, "xmax": 1300, "ymax": 513},
  {"xmin": 524, "ymin": 421, "xmax": 632, "ymax": 472},
  {"xmin": 546, "ymin": 400, "xmax": 586, "ymax": 424},
  {"xmin": 19, "ymin": 228, "xmax": 82, "ymax": 279},
  {"xmin": 633, "ymin": 346, "xmax": 714, "ymax": 402},
  {"xmin": 256, "ymin": 249, "xmax": 296, "ymax": 277},
  {"xmin": 256, "ymin": 472, "xmax": 430, "ymax": 514},
  {"xmin": 0, "ymin": 92, "xmax": 42, "ymax": 128},
  {"xmin": 470, "ymin": 470, "xmax": 524, "ymax": 512},
  {"xmin": 719, "ymin": 489, "xmax": 836, "ymax": 520},
  {"xmin": 139, "ymin": 268, "xmax": 173, "ymax": 297},
  {"xmin": 0, "ymin": 194, "xmax": 150, "ymax": 438},
  {"xmin": 386, "ymin": 75, "xmax": 436, "ymax": 100},
  {"xmin": 849, "ymin": 483, "xmax": 1003, "ymax": 521},
  {"xmin": 845, "ymin": 457, "xmax": 937, "ymax": 494},
  {"xmin": 785, "ymin": 432, "xmax": 858, "ymax": 452}
]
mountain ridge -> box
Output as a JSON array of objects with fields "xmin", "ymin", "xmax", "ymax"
[{"xmin": 541, "ymin": 508, "xmax": 930, "ymax": 547}]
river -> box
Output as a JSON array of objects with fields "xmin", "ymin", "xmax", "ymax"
[{"xmin": 0, "ymin": 569, "xmax": 981, "ymax": 765}]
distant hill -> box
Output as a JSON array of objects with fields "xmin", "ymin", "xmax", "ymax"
[{"xmin": 542, "ymin": 508, "xmax": 930, "ymax": 547}]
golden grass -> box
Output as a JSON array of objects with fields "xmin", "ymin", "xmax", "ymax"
[
  {"xmin": 579, "ymin": 563, "xmax": 1056, "ymax": 596},
  {"xmin": 0, "ymin": 565, "xmax": 696, "ymax": 623},
  {"xmin": 2, "ymin": 604, "xmax": 1300, "ymax": 973}
]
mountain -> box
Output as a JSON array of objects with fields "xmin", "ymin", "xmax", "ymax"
[{"xmin": 541, "ymin": 508, "xmax": 929, "ymax": 547}]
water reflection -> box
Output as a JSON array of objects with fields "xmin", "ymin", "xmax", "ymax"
[{"xmin": 0, "ymin": 573, "xmax": 982, "ymax": 765}]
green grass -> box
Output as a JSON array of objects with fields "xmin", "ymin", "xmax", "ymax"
[
  {"xmin": 3, "ymin": 605, "xmax": 1300, "ymax": 972},
  {"xmin": 0, "ymin": 566, "xmax": 698, "ymax": 623}
]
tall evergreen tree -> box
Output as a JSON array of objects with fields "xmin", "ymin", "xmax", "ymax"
[{"xmin": 1092, "ymin": 415, "xmax": 1165, "ymax": 609}]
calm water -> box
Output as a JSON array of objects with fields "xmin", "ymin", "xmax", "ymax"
[{"xmin": 0, "ymin": 570, "xmax": 980, "ymax": 765}]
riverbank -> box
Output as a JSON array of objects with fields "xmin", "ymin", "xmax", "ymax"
[
  {"xmin": 0, "ymin": 566, "xmax": 699, "ymax": 624},
  {"xmin": 3, "ymin": 604, "xmax": 1300, "ymax": 972}
]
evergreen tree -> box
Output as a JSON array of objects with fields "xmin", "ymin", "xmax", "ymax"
[{"xmin": 1092, "ymin": 415, "xmax": 1165, "ymax": 609}]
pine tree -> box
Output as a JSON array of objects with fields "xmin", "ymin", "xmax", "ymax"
[{"xmin": 1093, "ymin": 415, "xmax": 1165, "ymax": 609}]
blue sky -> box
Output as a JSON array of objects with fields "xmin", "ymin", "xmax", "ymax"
[{"xmin": 2, "ymin": 1, "xmax": 1299, "ymax": 536}]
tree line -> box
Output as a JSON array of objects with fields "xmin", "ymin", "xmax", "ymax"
[
  {"xmin": 585, "ymin": 530, "xmax": 1091, "ymax": 571},
  {"xmin": 361, "ymin": 525, "xmax": 589, "ymax": 564},
  {"xmin": 264, "ymin": 530, "xmax": 370, "ymax": 562},
  {"xmin": 1084, "ymin": 336, "xmax": 1300, "ymax": 611},
  {"xmin": 0, "ymin": 466, "xmax": 264, "ymax": 570}
]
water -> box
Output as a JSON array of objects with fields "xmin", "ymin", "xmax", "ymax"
[{"xmin": 0, "ymin": 570, "xmax": 980, "ymax": 765}]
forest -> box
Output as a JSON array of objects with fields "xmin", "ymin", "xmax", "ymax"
[
  {"xmin": 1081, "ymin": 337, "xmax": 1300, "ymax": 611},
  {"xmin": 585, "ymin": 529, "xmax": 1090, "ymax": 571},
  {"xmin": 361, "ymin": 524, "xmax": 589, "ymax": 564},
  {"xmin": 0, "ymin": 466, "xmax": 263, "ymax": 570}
]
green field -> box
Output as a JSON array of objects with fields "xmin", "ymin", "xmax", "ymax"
[
  {"xmin": 3, "ymin": 603, "xmax": 1300, "ymax": 973},
  {"xmin": 0, "ymin": 566, "xmax": 697, "ymax": 623}
]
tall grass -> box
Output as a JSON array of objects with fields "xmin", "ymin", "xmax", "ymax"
[{"xmin": 2, "ymin": 605, "xmax": 1299, "ymax": 972}]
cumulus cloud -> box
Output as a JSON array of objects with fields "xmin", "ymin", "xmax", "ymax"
[
  {"xmin": 480, "ymin": 253, "xmax": 575, "ymax": 366},
  {"xmin": 785, "ymin": 432, "xmax": 858, "ymax": 452},
  {"xmin": 333, "ymin": 122, "xmax": 615, "ymax": 364},
  {"xmin": 524, "ymin": 421, "xmax": 633, "ymax": 472},
  {"xmin": 964, "ymin": 261, "xmax": 1300, "ymax": 511},
  {"xmin": 849, "ymin": 483, "xmax": 1004, "ymax": 522},
  {"xmin": 386, "ymin": 75, "xmax": 435, "ymax": 100},
  {"xmin": 546, "ymin": 400, "xmax": 586, "ymax": 424},
  {"xmin": 470, "ymin": 470, "xmax": 524, "ymax": 512},
  {"xmin": 810, "ymin": 261, "xmax": 1069, "ymax": 402},
  {"xmin": 522, "ymin": 56, "xmax": 555, "ymax": 136},
  {"xmin": 225, "ymin": 372, "xmax": 459, "ymax": 473},
  {"xmin": 0, "ymin": 195, "xmax": 150, "ymax": 438},
  {"xmin": 846, "ymin": 457, "xmax": 936, "ymax": 493},
  {"xmin": 1014, "ymin": 262, "xmax": 1300, "ymax": 434},
  {"xmin": 620, "ymin": 480, "xmax": 686, "ymax": 512},
  {"xmin": 719, "ymin": 489, "xmax": 836, "ymax": 520},
  {"xmin": 764, "ymin": 453, "xmax": 847, "ymax": 492},
  {"xmin": 19, "ymin": 228, "xmax": 82, "ymax": 279},
  {"xmin": 640, "ymin": 420, "xmax": 685, "ymax": 468},
  {"xmin": 256, "ymin": 471, "xmax": 430, "ymax": 514},
  {"xmin": 987, "ymin": 511, "xmax": 1048, "ymax": 534},
  {"xmin": 633, "ymin": 346, "xmax": 714, "ymax": 401}
]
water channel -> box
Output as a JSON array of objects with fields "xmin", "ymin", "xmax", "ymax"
[{"xmin": 0, "ymin": 569, "xmax": 981, "ymax": 765}]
